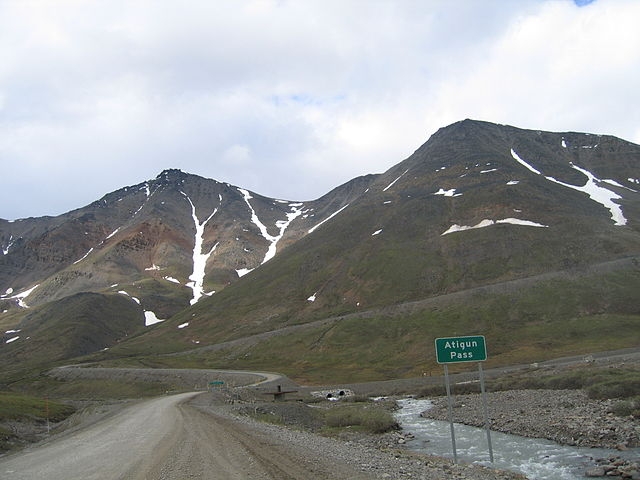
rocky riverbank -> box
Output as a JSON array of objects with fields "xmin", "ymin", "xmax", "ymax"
[
  {"xmin": 421, "ymin": 389, "xmax": 639, "ymax": 478},
  {"xmin": 201, "ymin": 394, "xmax": 527, "ymax": 480},
  {"xmin": 421, "ymin": 389, "xmax": 639, "ymax": 449}
]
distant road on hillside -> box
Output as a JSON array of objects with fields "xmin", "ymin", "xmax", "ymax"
[{"xmin": 50, "ymin": 366, "xmax": 282, "ymax": 390}]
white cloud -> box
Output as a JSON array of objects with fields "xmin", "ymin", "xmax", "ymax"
[
  {"xmin": 0, "ymin": 0, "xmax": 638, "ymax": 219},
  {"xmin": 427, "ymin": 0, "xmax": 640, "ymax": 137}
]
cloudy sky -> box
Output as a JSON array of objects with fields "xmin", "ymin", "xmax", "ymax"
[{"xmin": 1, "ymin": 0, "xmax": 639, "ymax": 220}]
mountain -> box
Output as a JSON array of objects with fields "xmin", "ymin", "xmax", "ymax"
[
  {"xmin": 0, "ymin": 169, "xmax": 375, "ymax": 314},
  {"xmin": 1, "ymin": 120, "xmax": 639, "ymax": 382}
]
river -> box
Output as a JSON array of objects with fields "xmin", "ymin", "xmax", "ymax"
[{"xmin": 395, "ymin": 398, "xmax": 638, "ymax": 480}]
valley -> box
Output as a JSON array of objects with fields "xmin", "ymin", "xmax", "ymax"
[
  {"xmin": 0, "ymin": 119, "xmax": 638, "ymax": 478},
  {"xmin": 1, "ymin": 349, "xmax": 638, "ymax": 479}
]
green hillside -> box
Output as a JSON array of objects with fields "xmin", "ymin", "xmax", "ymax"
[{"xmin": 2, "ymin": 120, "xmax": 639, "ymax": 386}]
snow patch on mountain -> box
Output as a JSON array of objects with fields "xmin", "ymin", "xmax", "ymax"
[
  {"xmin": 510, "ymin": 149, "xmax": 542, "ymax": 175},
  {"xmin": 2, "ymin": 235, "xmax": 15, "ymax": 255},
  {"xmin": 117, "ymin": 291, "xmax": 164, "ymax": 326},
  {"xmin": 434, "ymin": 188, "xmax": 462, "ymax": 197},
  {"xmin": 236, "ymin": 268, "xmax": 253, "ymax": 278},
  {"xmin": 131, "ymin": 181, "xmax": 160, "ymax": 217},
  {"xmin": 74, "ymin": 248, "xmax": 94, "ymax": 264},
  {"xmin": 182, "ymin": 192, "xmax": 219, "ymax": 305},
  {"xmin": 511, "ymin": 149, "xmax": 627, "ymax": 226},
  {"xmin": 602, "ymin": 179, "xmax": 637, "ymax": 192},
  {"xmin": 117, "ymin": 290, "xmax": 141, "ymax": 305},
  {"xmin": 106, "ymin": 228, "xmax": 120, "ymax": 240},
  {"xmin": 144, "ymin": 311, "xmax": 164, "ymax": 326},
  {"xmin": 442, "ymin": 218, "xmax": 548, "ymax": 236},
  {"xmin": 383, "ymin": 168, "xmax": 410, "ymax": 192},
  {"xmin": 238, "ymin": 189, "xmax": 304, "ymax": 264},
  {"xmin": 6, "ymin": 284, "xmax": 39, "ymax": 308},
  {"xmin": 308, "ymin": 204, "xmax": 350, "ymax": 233}
]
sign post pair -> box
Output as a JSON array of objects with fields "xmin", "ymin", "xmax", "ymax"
[{"xmin": 434, "ymin": 335, "xmax": 493, "ymax": 464}]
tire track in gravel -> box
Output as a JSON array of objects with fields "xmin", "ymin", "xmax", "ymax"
[
  {"xmin": 147, "ymin": 401, "xmax": 372, "ymax": 480},
  {"xmin": 0, "ymin": 391, "xmax": 372, "ymax": 480},
  {"xmin": 0, "ymin": 392, "xmax": 199, "ymax": 480}
]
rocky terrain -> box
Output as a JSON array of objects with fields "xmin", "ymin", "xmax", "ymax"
[
  {"xmin": 205, "ymin": 384, "xmax": 640, "ymax": 479},
  {"xmin": 420, "ymin": 389, "xmax": 639, "ymax": 478},
  {"xmin": 193, "ymin": 390, "xmax": 529, "ymax": 480},
  {"xmin": 422, "ymin": 389, "xmax": 639, "ymax": 449}
]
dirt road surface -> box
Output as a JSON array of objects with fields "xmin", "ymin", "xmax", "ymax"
[{"xmin": 0, "ymin": 392, "xmax": 373, "ymax": 480}]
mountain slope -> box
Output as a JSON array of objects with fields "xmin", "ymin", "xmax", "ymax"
[
  {"xmin": 1, "ymin": 119, "xmax": 639, "ymax": 381},
  {"xmin": 103, "ymin": 120, "xmax": 639, "ymax": 380},
  {"xmin": 0, "ymin": 169, "xmax": 377, "ymax": 367},
  {"xmin": 161, "ymin": 119, "xmax": 639, "ymax": 323},
  {"xmin": 1, "ymin": 292, "xmax": 144, "ymax": 378},
  {"xmin": 0, "ymin": 170, "xmax": 376, "ymax": 312}
]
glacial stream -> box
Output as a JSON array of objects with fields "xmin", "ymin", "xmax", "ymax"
[{"xmin": 395, "ymin": 398, "xmax": 638, "ymax": 480}]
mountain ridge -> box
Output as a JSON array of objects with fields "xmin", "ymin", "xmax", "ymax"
[
  {"xmin": 1, "ymin": 119, "xmax": 639, "ymax": 382},
  {"xmin": 0, "ymin": 168, "xmax": 375, "ymax": 309}
]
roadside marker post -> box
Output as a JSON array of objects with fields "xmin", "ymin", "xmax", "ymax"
[{"xmin": 434, "ymin": 335, "xmax": 493, "ymax": 464}]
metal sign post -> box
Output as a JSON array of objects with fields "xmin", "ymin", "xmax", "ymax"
[
  {"xmin": 443, "ymin": 364, "xmax": 457, "ymax": 463},
  {"xmin": 478, "ymin": 362, "xmax": 494, "ymax": 463},
  {"xmin": 435, "ymin": 335, "xmax": 493, "ymax": 464}
]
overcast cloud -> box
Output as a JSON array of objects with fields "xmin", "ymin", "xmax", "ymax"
[{"xmin": 1, "ymin": 0, "xmax": 638, "ymax": 220}]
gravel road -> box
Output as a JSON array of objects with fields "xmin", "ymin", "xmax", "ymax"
[
  {"xmin": 0, "ymin": 390, "xmax": 523, "ymax": 480},
  {"xmin": 0, "ymin": 391, "xmax": 374, "ymax": 480},
  {"xmin": 144, "ymin": 395, "xmax": 375, "ymax": 480},
  {"xmin": 0, "ymin": 392, "xmax": 198, "ymax": 480},
  {"xmin": 4, "ymin": 350, "xmax": 636, "ymax": 479}
]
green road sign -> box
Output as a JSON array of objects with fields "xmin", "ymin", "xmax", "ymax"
[{"xmin": 435, "ymin": 335, "xmax": 487, "ymax": 364}]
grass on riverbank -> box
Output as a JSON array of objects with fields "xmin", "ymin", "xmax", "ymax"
[
  {"xmin": 414, "ymin": 364, "xmax": 640, "ymax": 405},
  {"xmin": 245, "ymin": 397, "xmax": 399, "ymax": 435},
  {"xmin": 490, "ymin": 365, "xmax": 640, "ymax": 399},
  {"xmin": 491, "ymin": 365, "xmax": 640, "ymax": 418},
  {"xmin": 321, "ymin": 403, "xmax": 399, "ymax": 434}
]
